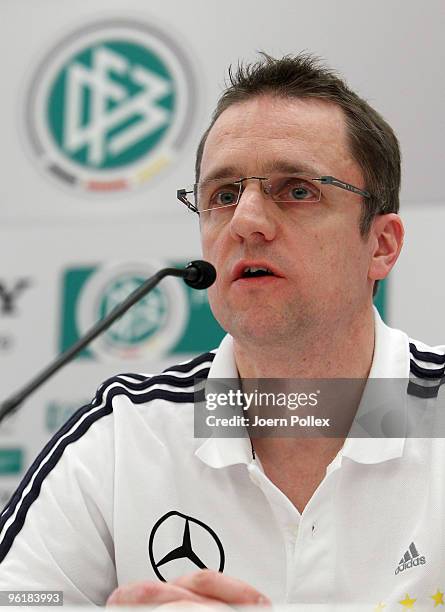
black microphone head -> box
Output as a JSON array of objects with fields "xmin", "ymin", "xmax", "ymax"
[{"xmin": 184, "ymin": 260, "xmax": 216, "ymax": 290}]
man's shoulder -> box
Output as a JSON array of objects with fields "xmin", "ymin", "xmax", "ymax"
[
  {"xmin": 407, "ymin": 336, "xmax": 445, "ymax": 401},
  {"xmin": 408, "ymin": 336, "xmax": 445, "ymax": 377},
  {"xmin": 33, "ymin": 349, "xmax": 218, "ymax": 464},
  {"xmin": 93, "ymin": 350, "xmax": 217, "ymax": 413},
  {"xmin": 26, "ymin": 349, "xmax": 217, "ymax": 463},
  {"xmin": 0, "ymin": 350, "xmax": 218, "ymax": 559}
]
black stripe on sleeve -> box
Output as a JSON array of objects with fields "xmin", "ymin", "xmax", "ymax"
[
  {"xmin": 410, "ymin": 360, "xmax": 445, "ymax": 380},
  {"xmin": 407, "ymin": 379, "xmax": 445, "ymax": 399},
  {"xmin": 0, "ymin": 403, "xmax": 113, "ymax": 563},
  {"xmin": 409, "ymin": 342, "xmax": 445, "ymax": 365},
  {"xmin": 163, "ymin": 352, "xmax": 215, "ymax": 373},
  {"xmin": 0, "ymin": 401, "xmax": 97, "ymax": 529},
  {"xmin": 95, "ymin": 372, "xmax": 209, "ymax": 396},
  {"xmin": 0, "ymin": 362, "xmax": 212, "ymax": 564}
]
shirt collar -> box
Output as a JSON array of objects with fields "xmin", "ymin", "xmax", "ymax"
[
  {"xmin": 195, "ymin": 308, "xmax": 411, "ymax": 468},
  {"xmin": 341, "ymin": 307, "xmax": 409, "ymax": 464},
  {"xmin": 367, "ymin": 306, "xmax": 410, "ymax": 379},
  {"xmin": 194, "ymin": 335, "xmax": 254, "ymax": 468}
]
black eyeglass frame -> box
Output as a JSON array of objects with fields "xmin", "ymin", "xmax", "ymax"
[{"xmin": 177, "ymin": 175, "xmax": 372, "ymax": 215}]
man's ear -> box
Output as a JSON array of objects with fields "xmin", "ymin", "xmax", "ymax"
[{"xmin": 368, "ymin": 213, "xmax": 404, "ymax": 281}]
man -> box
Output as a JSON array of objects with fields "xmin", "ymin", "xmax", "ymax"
[{"xmin": 1, "ymin": 53, "xmax": 444, "ymax": 609}]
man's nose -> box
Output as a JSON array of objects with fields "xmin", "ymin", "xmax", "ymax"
[{"xmin": 229, "ymin": 181, "xmax": 277, "ymax": 242}]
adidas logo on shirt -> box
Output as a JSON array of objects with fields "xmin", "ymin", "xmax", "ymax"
[{"xmin": 395, "ymin": 542, "xmax": 426, "ymax": 575}]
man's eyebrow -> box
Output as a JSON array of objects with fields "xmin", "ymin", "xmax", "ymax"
[
  {"xmin": 199, "ymin": 167, "xmax": 240, "ymax": 183},
  {"xmin": 264, "ymin": 161, "xmax": 322, "ymax": 176},
  {"xmin": 199, "ymin": 162, "xmax": 323, "ymax": 183}
]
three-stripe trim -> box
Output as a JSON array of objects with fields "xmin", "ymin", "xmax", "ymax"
[
  {"xmin": 408, "ymin": 341, "xmax": 445, "ymax": 398},
  {"xmin": 0, "ymin": 352, "xmax": 215, "ymax": 564}
]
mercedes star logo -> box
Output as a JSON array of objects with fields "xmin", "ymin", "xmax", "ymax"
[{"xmin": 148, "ymin": 511, "xmax": 225, "ymax": 582}]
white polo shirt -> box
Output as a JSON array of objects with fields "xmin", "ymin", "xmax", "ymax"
[{"xmin": 0, "ymin": 310, "xmax": 444, "ymax": 610}]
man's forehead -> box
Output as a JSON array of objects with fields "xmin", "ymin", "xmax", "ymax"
[
  {"xmin": 200, "ymin": 95, "xmax": 351, "ymax": 181},
  {"xmin": 208, "ymin": 95, "xmax": 347, "ymax": 139}
]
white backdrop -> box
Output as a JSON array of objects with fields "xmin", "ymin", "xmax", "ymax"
[{"xmin": 0, "ymin": 0, "xmax": 444, "ymax": 504}]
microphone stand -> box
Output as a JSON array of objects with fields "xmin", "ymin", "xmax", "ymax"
[{"xmin": 0, "ymin": 264, "xmax": 209, "ymax": 424}]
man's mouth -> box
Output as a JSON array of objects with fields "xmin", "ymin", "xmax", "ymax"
[
  {"xmin": 241, "ymin": 266, "xmax": 274, "ymax": 278},
  {"xmin": 231, "ymin": 262, "xmax": 283, "ymax": 282}
]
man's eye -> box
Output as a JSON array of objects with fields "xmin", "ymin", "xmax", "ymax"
[
  {"xmin": 291, "ymin": 185, "xmax": 310, "ymax": 200},
  {"xmin": 274, "ymin": 178, "xmax": 319, "ymax": 202},
  {"xmin": 211, "ymin": 188, "xmax": 239, "ymax": 207}
]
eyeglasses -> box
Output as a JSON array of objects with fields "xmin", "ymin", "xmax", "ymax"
[{"xmin": 177, "ymin": 174, "xmax": 371, "ymax": 214}]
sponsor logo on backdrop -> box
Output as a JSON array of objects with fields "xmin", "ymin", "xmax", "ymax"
[
  {"xmin": 0, "ymin": 278, "xmax": 32, "ymax": 353},
  {"xmin": 24, "ymin": 19, "xmax": 197, "ymax": 193},
  {"xmin": 60, "ymin": 261, "xmax": 224, "ymax": 361},
  {"xmin": 0, "ymin": 279, "xmax": 32, "ymax": 316}
]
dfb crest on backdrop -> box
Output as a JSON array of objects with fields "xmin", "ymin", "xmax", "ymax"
[{"xmin": 24, "ymin": 19, "xmax": 197, "ymax": 194}]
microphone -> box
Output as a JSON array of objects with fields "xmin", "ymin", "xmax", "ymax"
[
  {"xmin": 183, "ymin": 260, "xmax": 217, "ymax": 289},
  {"xmin": 0, "ymin": 260, "xmax": 216, "ymax": 424}
]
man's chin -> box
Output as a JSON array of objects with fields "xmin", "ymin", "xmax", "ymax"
[{"xmin": 224, "ymin": 313, "xmax": 301, "ymax": 346}]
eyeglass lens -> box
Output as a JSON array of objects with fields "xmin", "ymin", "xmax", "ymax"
[{"xmin": 195, "ymin": 175, "xmax": 321, "ymax": 212}]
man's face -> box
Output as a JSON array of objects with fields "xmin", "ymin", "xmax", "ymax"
[{"xmin": 199, "ymin": 95, "xmax": 376, "ymax": 345}]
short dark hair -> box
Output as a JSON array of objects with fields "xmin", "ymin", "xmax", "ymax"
[{"xmin": 195, "ymin": 52, "xmax": 401, "ymax": 235}]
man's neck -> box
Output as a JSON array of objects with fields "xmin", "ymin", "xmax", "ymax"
[{"xmin": 234, "ymin": 307, "xmax": 376, "ymax": 513}]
